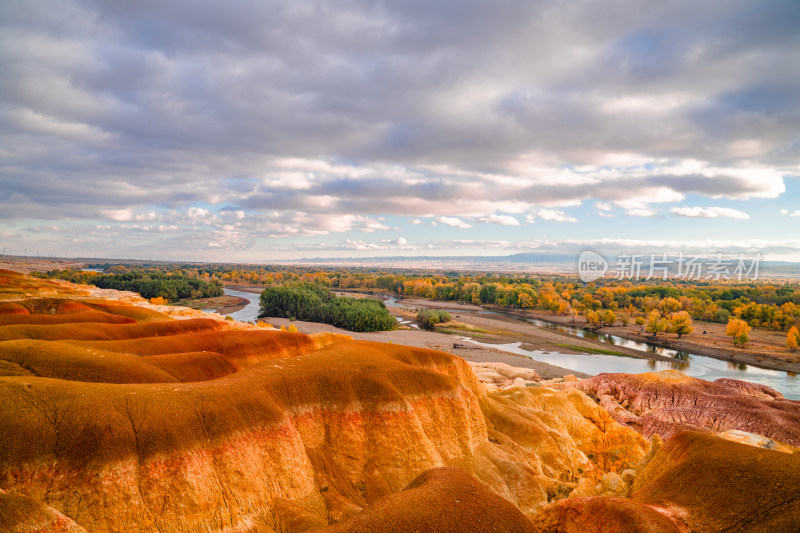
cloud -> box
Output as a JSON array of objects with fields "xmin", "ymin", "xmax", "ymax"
[
  {"xmin": 101, "ymin": 208, "xmax": 135, "ymax": 221},
  {"xmin": 625, "ymin": 208, "xmax": 658, "ymax": 217},
  {"xmin": 478, "ymin": 213, "xmax": 520, "ymax": 226},
  {"xmin": 436, "ymin": 216, "xmax": 473, "ymax": 229},
  {"xmin": 1, "ymin": 0, "xmax": 798, "ymax": 259},
  {"xmin": 671, "ymin": 206, "xmax": 750, "ymax": 219},
  {"xmin": 527, "ymin": 208, "xmax": 577, "ymax": 223}
]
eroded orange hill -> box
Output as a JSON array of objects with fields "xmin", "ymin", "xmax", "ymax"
[
  {"xmin": 2, "ymin": 270, "xmax": 798, "ymax": 533},
  {"xmin": 0, "ymin": 270, "xmax": 650, "ymax": 532}
]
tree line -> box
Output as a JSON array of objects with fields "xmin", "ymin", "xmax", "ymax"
[{"xmin": 32, "ymin": 268, "xmax": 223, "ymax": 302}]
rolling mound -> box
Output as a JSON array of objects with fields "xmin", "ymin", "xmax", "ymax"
[
  {"xmin": 630, "ymin": 431, "xmax": 800, "ymax": 532},
  {"xmin": 533, "ymin": 495, "xmax": 690, "ymax": 532},
  {"xmin": 0, "ymin": 489, "xmax": 86, "ymax": 533},
  {"xmin": 320, "ymin": 467, "xmax": 542, "ymax": 533}
]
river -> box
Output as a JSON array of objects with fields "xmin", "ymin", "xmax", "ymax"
[
  {"xmin": 221, "ymin": 288, "xmax": 264, "ymax": 323},
  {"xmin": 224, "ymin": 289, "xmax": 799, "ymax": 400}
]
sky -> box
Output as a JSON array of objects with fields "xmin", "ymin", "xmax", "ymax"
[{"xmin": 1, "ymin": 0, "xmax": 799, "ymax": 263}]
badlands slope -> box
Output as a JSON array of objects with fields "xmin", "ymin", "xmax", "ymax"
[{"xmin": 0, "ymin": 269, "xmax": 798, "ymax": 532}]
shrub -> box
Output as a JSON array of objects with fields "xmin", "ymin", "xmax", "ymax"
[{"xmin": 416, "ymin": 309, "xmax": 451, "ymax": 330}]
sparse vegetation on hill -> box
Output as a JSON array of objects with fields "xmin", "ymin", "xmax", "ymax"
[{"xmin": 258, "ymin": 282, "xmax": 395, "ymax": 332}]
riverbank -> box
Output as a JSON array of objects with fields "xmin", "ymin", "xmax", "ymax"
[
  {"xmin": 507, "ymin": 309, "xmax": 800, "ymax": 375},
  {"xmin": 391, "ymin": 296, "xmax": 679, "ymax": 363}
]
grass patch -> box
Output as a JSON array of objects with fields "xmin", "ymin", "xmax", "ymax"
[
  {"xmin": 434, "ymin": 327, "xmax": 489, "ymax": 338},
  {"xmin": 436, "ymin": 321, "xmax": 492, "ymax": 334},
  {"xmin": 556, "ymin": 343, "xmax": 628, "ymax": 356}
]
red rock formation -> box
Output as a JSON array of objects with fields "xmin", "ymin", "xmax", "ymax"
[{"xmin": 563, "ymin": 370, "xmax": 800, "ymax": 446}]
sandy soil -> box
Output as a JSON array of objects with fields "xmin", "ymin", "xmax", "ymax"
[{"xmin": 173, "ymin": 294, "xmax": 249, "ymax": 314}]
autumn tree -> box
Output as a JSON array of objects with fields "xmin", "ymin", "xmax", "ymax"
[
  {"xmin": 658, "ymin": 297, "xmax": 681, "ymax": 315},
  {"xmin": 726, "ymin": 318, "xmax": 751, "ymax": 347},
  {"xmin": 669, "ymin": 311, "xmax": 694, "ymax": 339},
  {"xmin": 645, "ymin": 310, "xmax": 667, "ymax": 336},
  {"xmin": 601, "ymin": 310, "xmax": 616, "ymax": 326},
  {"xmin": 635, "ymin": 316, "xmax": 645, "ymax": 327},
  {"xmin": 787, "ymin": 326, "xmax": 800, "ymax": 351},
  {"xmin": 585, "ymin": 310, "xmax": 600, "ymax": 328}
]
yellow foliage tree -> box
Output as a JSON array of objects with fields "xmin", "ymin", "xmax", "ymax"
[
  {"xmin": 726, "ymin": 318, "xmax": 751, "ymax": 347},
  {"xmin": 288, "ymin": 324, "xmax": 299, "ymax": 333},
  {"xmin": 585, "ymin": 310, "xmax": 600, "ymax": 327},
  {"xmin": 645, "ymin": 310, "xmax": 667, "ymax": 336},
  {"xmin": 602, "ymin": 310, "xmax": 616, "ymax": 326},
  {"xmin": 787, "ymin": 326, "xmax": 800, "ymax": 351},
  {"xmin": 149, "ymin": 296, "xmax": 166, "ymax": 305},
  {"xmin": 669, "ymin": 311, "xmax": 694, "ymax": 339},
  {"xmin": 658, "ymin": 297, "xmax": 681, "ymax": 315}
]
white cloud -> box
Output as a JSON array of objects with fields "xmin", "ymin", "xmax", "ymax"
[
  {"xmin": 625, "ymin": 208, "xmax": 658, "ymax": 217},
  {"xmin": 671, "ymin": 206, "xmax": 750, "ymax": 220},
  {"xmin": 187, "ymin": 207, "xmax": 212, "ymax": 220},
  {"xmin": 134, "ymin": 211, "xmax": 157, "ymax": 221},
  {"xmin": 101, "ymin": 208, "xmax": 134, "ymax": 221},
  {"xmin": 527, "ymin": 208, "xmax": 577, "ymax": 223},
  {"xmin": 595, "ymin": 202, "xmax": 612, "ymax": 211},
  {"xmin": 436, "ymin": 216, "xmax": 473, "ymax": 229},
  {"xmin": 780, "ymin": 209, "xmax": 789, "ymax": 215},
  {"xmin": 478, "ymin": 213, "xmax": 520, "ymax": 226}
]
